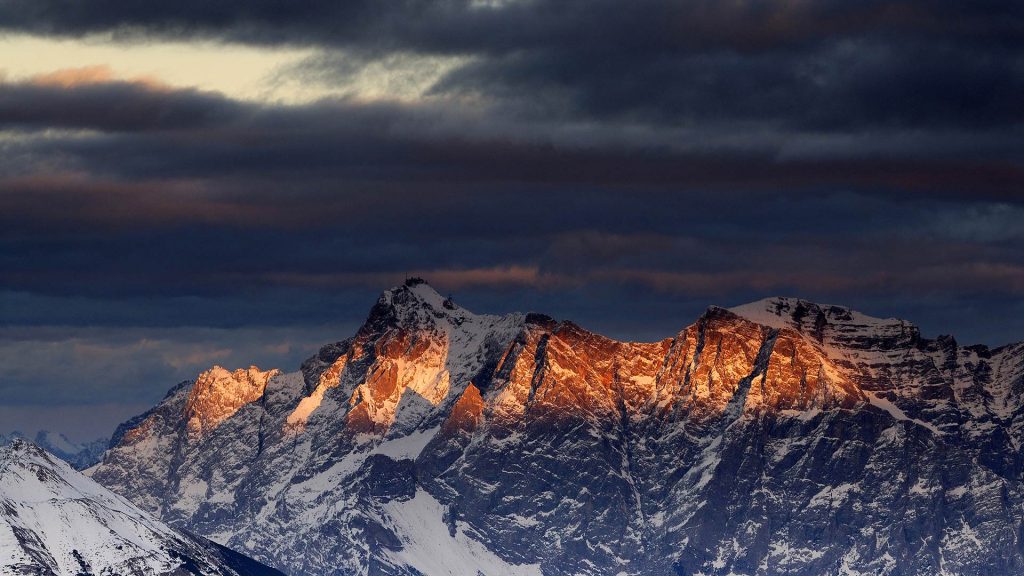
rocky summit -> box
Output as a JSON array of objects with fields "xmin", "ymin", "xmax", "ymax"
[{"xmin": 87, "ymin": 280, "xmax": 1024, "ymax": 576}]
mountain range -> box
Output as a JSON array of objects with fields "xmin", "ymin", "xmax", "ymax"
[
  {"xmin": 18, "ymin": 279, "xmax": 1024, "ymax": 575},
  {"xmin": 0, "ymin": 431, "xmax": 107, "ymax": 470}
]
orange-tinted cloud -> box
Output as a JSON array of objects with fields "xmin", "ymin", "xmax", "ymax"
[
  {"xmin": 29, "ymin": 65, "xmax": 115, "ymax": 88},
  {"xmin": 27, "ymin": 65, "xmax": 171, "ymax": 91}
]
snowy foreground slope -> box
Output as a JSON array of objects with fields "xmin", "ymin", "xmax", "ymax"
[
  {"xmin": 90, "ymin": 280, "xmax": 1024, "ymax": 575},
  {"xmin": 0, "ymin": 440, "xmax": 284, "ymax": 576}
]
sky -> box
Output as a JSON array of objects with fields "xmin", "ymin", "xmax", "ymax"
[{"xmin": 0, "ymin": 0, "xmax": 1022, "ymax": 441}]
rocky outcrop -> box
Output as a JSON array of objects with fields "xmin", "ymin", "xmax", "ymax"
[{"xmin": 185, "ymin": 366, "xmax": 280, "ymax": 438}]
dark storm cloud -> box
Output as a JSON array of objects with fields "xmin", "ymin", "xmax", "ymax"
[
  {"xmin": 0, "ymin": 73, "xmax": 1018, "ymax": 212},
  {"xmin": 0, "ymin": 73, "xmax": 244, "ymax": 132},
  {"xmin": 2, "ymin": 0, "xmax": 1021, "ymax": 132},
  {"xmin": 431, "ymin": 38, "xmax": 1024, "ymax": 131},
  {"xmin": 4, "ymin": 182, "xmax": 1022, "ymax": 303},
  {"xmin": 2, "ymin": 0, "xmax": 1019, "ymax": 52},
  {"xmin": 0, "ymin": 86, "xmax": 1018, "ymax": 222},
  {"xmin": 1, "ymin": 76, "xmax": 1020, "ymax": 317}
]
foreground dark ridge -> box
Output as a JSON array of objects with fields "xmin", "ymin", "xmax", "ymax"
[{"xmin": 89, "ymin": 280, "xmax": 1024, "ymax": 576}]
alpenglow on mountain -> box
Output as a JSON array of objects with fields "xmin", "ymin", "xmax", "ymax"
[
  {"xmin": 0, "ymin": 440, "xmax": 285, "ymax": 576},
  {"xmin": 87, "ymin": 279, "xmax": 1024, "ymax": 575}
]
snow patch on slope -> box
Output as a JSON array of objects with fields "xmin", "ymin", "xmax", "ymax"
[
  {"xmin": 382, "ymin": 489, "xmax": 543, "ymax": 576},
  {"xmin": 863, "ymin": 391, "xmax": 944, "ymax": 435},
  {"xmin": 371, "ymin": 427, "xmax": 441, "ymax": 460},
  {"xmin": 286, "ymin": 371, "xmax": 332, "ymax": 430}
]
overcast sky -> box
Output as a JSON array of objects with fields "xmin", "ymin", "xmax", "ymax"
[{"xmin": 1, "ymin": 0, "xmax": 1022, "ymax": 441}]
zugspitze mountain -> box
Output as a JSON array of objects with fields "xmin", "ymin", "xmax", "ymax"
[{"xmin": 82, "ymin": 280, "xmax": 1024, "ymax": 576}]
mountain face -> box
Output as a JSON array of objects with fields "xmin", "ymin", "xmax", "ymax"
[
  {"xmin": 0, "ymin": 431, "xmax": 107, "ymax": 470},
  {"xmin": 89, "ymin": 279, "xmax": 1024, "ymax": 576},
  {"xmin": 0, "ymin": 440, "xmax": 285, "ymax": 576}
]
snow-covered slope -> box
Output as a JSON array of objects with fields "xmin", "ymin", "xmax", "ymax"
[
  {"xmin": 0, "ymin": 440, "xmax": 284, "ymax": 576},
  {"xmin": 89, "ymin": 281, "xmax": 1024, "ymax": 576}
]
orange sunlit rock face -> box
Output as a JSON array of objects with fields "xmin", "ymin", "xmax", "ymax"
[
  {"xmin": 309, "ymin": 303, "xmax": 875, "ymax": 442},
  {"xmin": 493, "ymin": 322, "xmax": 667, "ymax": 424},
  {"xmin": 753, "ymin": 329, "xmax": 863, "ymax": 413},
  {"xmin": 174, "ymin": 306, "xmax": 874, "ymax": 451},
  {"xmin": 467, "ymin": 306, "xmax": 868, "ymax": 433},
  {"xmin": 146, "ymin": 284, "xmax": 879, "ymax": 456},
  {"xmin": 442, "ymin": 383, "xmax": 484, "ymax": 435},
  {"xmin": 184, "ymin": 365, "xmax": 279, "ymax": 438},
  {"xmin": 659, "ymin": 309, "xmax": 766, "ymax": 423},
  {"xmin": 344, "ymin": 326, "xmax": 452, "ymax": 435},
  {"xmin": 120, "ymin": 414, "xmax": 156, "ymax": 445}
]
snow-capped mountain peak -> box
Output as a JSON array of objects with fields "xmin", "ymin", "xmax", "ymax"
[
  {"xmin": 729, "ymin": 296, "xmax": 907, "ymax": 337},
  {"xmin": 361, "ymin": 277, "xmax": 512, "ymax": 335},
  {"xmin": 289, "ymin": 278, "xmax": 527, "ymax": 437}
]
